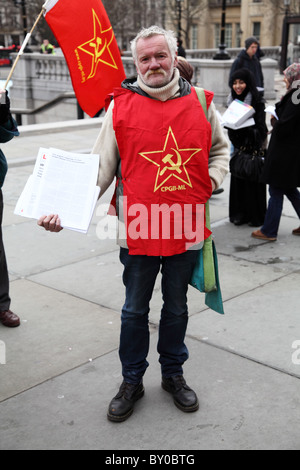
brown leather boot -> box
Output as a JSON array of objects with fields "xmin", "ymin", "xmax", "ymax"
[{"xmin": 0, "ymin": 310, "xmax": 20, "ymax": 327}]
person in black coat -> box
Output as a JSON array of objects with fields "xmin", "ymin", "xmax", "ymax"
[
  {"xmin": 229, "ymin": 37, "xmax": 264, "ymax": 95},
  {"xmin": 177, "ymin": 39, "xmax": 186, "ymax": 58},
  {"xmin": 252, "ymin": 63, "xmax": 300, "ymax": 241},
  {"xmin": 0, "ymin": 89, "xmax": 20, "ymax": 327},
  {"xmin": 227, "ymin": 68, "xmax": 268, "ymax": 226}
]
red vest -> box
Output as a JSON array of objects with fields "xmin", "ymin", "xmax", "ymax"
[{"xmin": 112, "ymin": 86, "xmax": 213, "ymax": 256}]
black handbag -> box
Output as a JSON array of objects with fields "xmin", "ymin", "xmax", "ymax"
[{"xmin": 230, "ymin": 146, "xmax": 266, "ymax": 183}]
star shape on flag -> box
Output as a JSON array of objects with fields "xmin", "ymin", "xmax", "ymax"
[
  {"xmin": 139, "ymin": 127, "xmax": 202, "ymax": 192},
  {"xmin": 77, "ymin": 8, "xmax": 118, "ymax": 80}
]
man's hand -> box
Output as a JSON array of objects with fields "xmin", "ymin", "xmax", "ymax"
[
  {"xmin": 38, "ymin": 214, "xmax": 63, "ymax": 233},
  {"xmin": 211, "ymin": 179, "xmax": 216, "ymax": 192}
]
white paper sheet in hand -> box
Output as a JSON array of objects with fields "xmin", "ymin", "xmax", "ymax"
[
  {"xmin": 220, "ymin": 99, "xmax": 255, "ymax": 129},
  {"xmin": 265, "ymin": 105, "xmax": 279, "ymax": 120},
  {"xmin": 15, "ymin": 147, "xmax": 100, "ymax": 233}
]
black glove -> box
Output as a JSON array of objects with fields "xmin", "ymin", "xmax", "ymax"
[{"xmin": 0, "ymin": 91, "xmax": 11, "ymax": 126}]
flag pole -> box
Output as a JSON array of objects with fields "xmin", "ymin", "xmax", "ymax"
[{"xmin": 3, "ymin": 1, "xmax": 51, "ymax": 90}]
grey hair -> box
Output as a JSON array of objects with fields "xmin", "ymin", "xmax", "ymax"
[{"xmin": 131, "ymin": 25, "xmax": 178, "ymax": 63}]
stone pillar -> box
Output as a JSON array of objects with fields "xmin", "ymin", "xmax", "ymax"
[
  {"xmin": 191, "ymin": 59, "xmax": 233, "ymax": 106},
  {"xmin": 9, "ymin": 54, "xmax": 36, "ymax": 125},
  {"xmin": 261, "ymin": 59, "xmax": 277, "ymax": 101}
]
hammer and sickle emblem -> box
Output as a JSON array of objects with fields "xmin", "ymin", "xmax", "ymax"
[
  {"xmin": 90, "ymin": 37, "xmax": 107, "ymax": 60},
  {"xmin": 160, "ymin": 149, "xmax": 182, "ymax": 176}
]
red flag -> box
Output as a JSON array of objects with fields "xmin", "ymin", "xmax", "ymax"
[{"xmin": 44, "ymin": 0, "xmax": 126, "ymax": 117}]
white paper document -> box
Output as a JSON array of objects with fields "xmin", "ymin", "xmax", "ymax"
[
  {"xmin": 219, "ymin": 99, "xmax": 255, "ymax": 130},
  {"xmin": 265, "ymin": 105, "xmax": 279, "ymax": 120},
  {"xmin": 15, "ymin": 148, "xmax": 100, "ymax": 233}
]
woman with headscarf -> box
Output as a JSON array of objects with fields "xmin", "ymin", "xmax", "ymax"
[
  {"xmin": 176, "ymin": 56, "xmax": 194, "ymax": 84},
  {"xmin": 252, "ymin": 63, "xmax": 300, "ymax": 241},
  {"xmin": 227, "ymin": 68, "xmax": 268, "ymax": 226}
]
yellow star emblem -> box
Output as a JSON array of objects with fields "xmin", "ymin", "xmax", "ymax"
[
  {"xmin": 77, "ymin": 8, "xmax": 118, "ymax": 80},
  {"xmin": 139, "ymin": 127, "xmax": 202, "ymax": 192}
]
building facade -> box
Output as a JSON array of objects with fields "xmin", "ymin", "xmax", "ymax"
[
  {"xmin": 187, "ymin": 0, "xmax": 300, "ymax": 49},
  {"xmin": 1, "ymin": 0, "xmax": 299, "ymax": 52}
]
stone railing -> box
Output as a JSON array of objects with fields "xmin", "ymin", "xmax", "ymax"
[
  {"xmin": 186, "ymin": 47, "xmax": 282, "ymax": 62},
  {"xmin": 186, "ymin": 46, "xmax": 300, "ymax": 63},
  {"xmin": 10, "ymin": 53, "xmax": 76, "ymax": 124},
  {"xmin": 9, "ymin": 50, "xmax": 280, "ymax": 124},
  {"xmin": 123, "ymin": 46, "xmax": 287, "ymax": 62}
]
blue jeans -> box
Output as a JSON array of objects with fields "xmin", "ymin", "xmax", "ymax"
[
  {"xmin": 119, "ymin": 247, "xmax": 198, "ymax": 384},
  {"xmin": 262, "ymin": 186, "xmax": 300, "ymax": 238}
]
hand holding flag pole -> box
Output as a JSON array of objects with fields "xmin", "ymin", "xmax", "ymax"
[{"xmin": 3, "ymin": 0, "xmax": 52, "ymax": 91}]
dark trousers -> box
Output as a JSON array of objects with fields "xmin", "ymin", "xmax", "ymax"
[
  {"xmin": 262, "ymin": 186, "xmax": 300, "ymax": 238},
  {"xmin": 0, "ymin": 190, "xmax": 10, "ymax": 311},
  {"xmin": 119, "ymin": 247, "xmax": 198, "ymax": 384}
]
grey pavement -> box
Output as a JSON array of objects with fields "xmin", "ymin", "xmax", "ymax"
[{"xmin": 0, "ymin": 74, "xmax": 299, "ymax": 451}]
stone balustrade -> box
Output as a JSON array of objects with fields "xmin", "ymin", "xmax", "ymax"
[{"xmin": 8, "ymin": 50, "xmax": 280, "ymax": 124}]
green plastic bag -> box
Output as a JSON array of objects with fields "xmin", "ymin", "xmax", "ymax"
[
  {"xmin": 189, "ymin": 88, "xmax": 224, "ymax": 314},
  {"xmin": 189, "ymin": 206, "xmax": 224, "ymax": 315}
]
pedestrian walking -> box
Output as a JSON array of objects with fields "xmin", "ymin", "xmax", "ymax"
[
  {"xmin": 252, "ymin": 63, "xmax": 300, "ymax": 241},
  {"xmin": 177, "ymin": 38, "xmax": 186, "ymax": 58},
  {"xmin": 38, "ymin": 26, "xmax": 229, "ymax": 421},
  {"xmin": 229, "ymin": 37, "xmax": 264, "ymax": 96}
]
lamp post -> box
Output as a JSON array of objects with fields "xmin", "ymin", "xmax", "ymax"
[
  {"xmin": 280, "ymin": 0, "xmax": 291, "ymax": 72},
  {"xmin": 13, "ymin": 0, "xmax": 28, "ymax": 41},
  {"xmin": 284, "ymin": 0, "xmax": 291, "ymax": 15},
  {"xmin": 176, "ymin": 0, "xmax": 183, "ymax": 41},
  {"xmin": 213, "ymin": 0, "xmax": 230, "ymax": 60}
]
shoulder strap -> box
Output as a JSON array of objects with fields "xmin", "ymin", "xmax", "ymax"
[{"xmin": 194, "ymin": 87, "xmax": 208, "ymax": 119}]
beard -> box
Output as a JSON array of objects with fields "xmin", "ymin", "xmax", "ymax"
[{"xmin": 138, "ymin": 67, "xmax": 174, "ymax": 88}]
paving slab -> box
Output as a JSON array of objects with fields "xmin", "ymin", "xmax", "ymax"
[
  {"xmin": 187, "ymin": 271, "xmax": 300, "ymax": 378},
  {"xmin": 213, "ymin": 216, "xmax": 300, "ymax": 273},
  {"xmin": 0, "ymin": 333, "xmax": 299, "ymax": 450},
  {"xmin": 3, "ymin": 219, "xmax": 118, "ymax": 278},
  {"xmin": 1, "ymin": 122, "xmax": 102, "ymax": 164},
  {"xmin": 26, "ymin": 251, "xmax": 287, "ymax": 322},
  {"xmin": 0, "ymin": 279, "xmax": 121, "ymax": 402}
]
